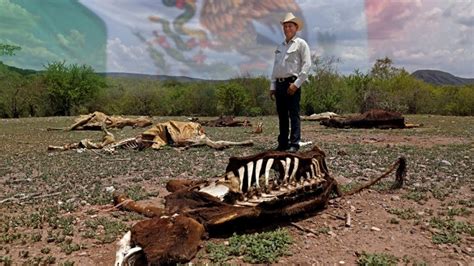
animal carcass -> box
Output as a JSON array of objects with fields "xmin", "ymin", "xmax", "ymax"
[
  {"xmin": 114, "ymin": 146, "xmax": 405, "ymax": 265},
  {"xmin": 320, "ymin": 109, "xmax": 408, "ymax": 129}
]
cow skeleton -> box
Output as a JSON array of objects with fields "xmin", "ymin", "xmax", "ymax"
[
  {"xmin": 197, "ymin": 146, "xmax": 329, "ymax": 206},
  {"xmin": 114, "ymin": 145, "xmax": 406, "ymax": 265}
]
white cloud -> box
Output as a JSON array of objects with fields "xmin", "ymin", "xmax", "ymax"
[
  {"xmin": 106, "ymin": 37, "xmax": 154, "ymax": 74},
  {"xmin": 365, "ymin": 0, "xmax": 473, "ymax": 77},
  {"xmin": 459, "ymin": 27, "xmax": 474, "ymax": 46},
  {"xmin": 393, "ymin": 50, "xmax": 421, "ymax": 60},
  {"xmin": 424, "ymin": 7, "xmax": 443, "ymax": 21},
  {"xmin": 340, "ymin": 46, "xmax": 368, "ymax": 61}
]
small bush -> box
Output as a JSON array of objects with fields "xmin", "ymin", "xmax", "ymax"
[
  {"xmin": 429, "ymin": 217, "xmax": 474, "ymax": 245},
  {"xmin": 432, "ymin": 232, "xmax": 460, "ymax": 244},
  {"xmin": 387, "ymin": 208, "xmax": 420, "ymax": 220},
  {"xmin": 206, "ymin": 228, "xmax": 292, "ymax": 263},
  {"xmin": 357, "ymin": 251, "xmax": 398, "ymax": 266}
]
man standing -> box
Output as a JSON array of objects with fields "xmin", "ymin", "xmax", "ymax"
[{"xmin": 270, "ymin": 12, "xmax": 311, "ymax": 152}]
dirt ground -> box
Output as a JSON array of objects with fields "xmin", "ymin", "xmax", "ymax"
[{"xmin": 0, "ymin": 115, "xmax": 473, "ymax": 265}]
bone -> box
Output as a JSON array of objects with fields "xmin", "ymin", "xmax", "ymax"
[
  {"xmin": 115, "ymin": 231, "xmax": 143, "ymax": 266},
  {"xmin": 279, "ymin": 159, "xmax": 286, "ymax": 170},
  {"xmin": 247, "ymin": 198, "xmax": 262, "ymax": 204},
  {"xmin": 199, "ymin": 183, "xmax": 230, "ymax": 200},
  {"xmin": 264, "ymin": 158, "xmax": 274, "ymax": 187},
  {"xmin": 284, "ymin": 157, "xmax": 291, "ymax": 183},
  {"xmin": 279, "ymin": 159, "xmax": 288, "ymax": 184},
  {"xmin": 260, "ymin": 193, "xmax": 276, "ymax": 199},
  {"xmin": 303, "ymin": 171, "xmax": 312, "ymax": 185},
  {"xmin": 238, "ymin": 166, "xmax": 245, "ymax": 191},
  {"xmin": 124, "ymin": 141, "xmax": 138, "ymax": 149},
  {"xmin": 289, "ymin": 157, "xmax": 299, "ymax": 182},
  {"xmin": 235, "ymin": 200, "xmax": 258, "ymax": 207},
  {"xmin": 123, "ymin": 247, "xmax": 143, "ymax": 265},
  {"xmin": 310, "ymin": 164, "xmax": 316, "ymax": 178},
  {"xmin": 248, "ymin": 197, "xmax": 274, "ymax": 204},
  {"xmin": 246, "ymin": 161, "xmax": 254, "ymax": 191},
  {"xmin": 115, "ymin": 231, "xmax": 132, "ymax": 265},
  {"xmin": 312, "ymin": 158, "xmax": 321, "ymax": 177},
  {"xmin": 254, "ymin": 159, "xmax": 263, "ymax": 188}
]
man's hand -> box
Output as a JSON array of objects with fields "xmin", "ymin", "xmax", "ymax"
[
  {"xmin": 287, "ymin": 83, "xmax": 298, "ymax": 95},
  {"xmin": 270, "ymin": 90, "xmax": 275, "ymax": 101}
]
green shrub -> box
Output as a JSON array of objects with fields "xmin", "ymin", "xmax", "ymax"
[
  {"xmin": 302, "ymin": 56, "xmax": 348, "ymax": 114},
  {"xmin": 216, "ymin": 82, "xmax": 250, "ymax": 116},
  {"xmin": 42, "ymin": 61, "xmax": 105, "ymax": 116},
  {"xmin": 206, "ymin": 228, "xmax": 292, "ymax": 263},
  {"xmin": 357, "ymin": 251, "xmax": 398, "ymax": 266}
]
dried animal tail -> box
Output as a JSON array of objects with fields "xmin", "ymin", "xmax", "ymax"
[
  {"xmin": 343, "ymin": 157, "xmax": 407, "ymax": 196},
  {"xmin": 393, "ymin": 157, "xmax": 407, "ymax": 189}
]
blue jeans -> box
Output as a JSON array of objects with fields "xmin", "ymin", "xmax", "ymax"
[{"xmin": 275, "ymin": 78, "xmax": 301, "ymax": 149}]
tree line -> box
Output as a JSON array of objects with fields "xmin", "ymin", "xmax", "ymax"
[{"xmin": 0, "ymin": 55, "xmax": 473, "ymax": 118}]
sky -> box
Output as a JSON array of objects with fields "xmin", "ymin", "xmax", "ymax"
[{"xmin": 0, "ymin": 0, "xmax": 472, "ymax": 79}]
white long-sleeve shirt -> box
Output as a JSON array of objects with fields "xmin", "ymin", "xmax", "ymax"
[{"xmin": 270, "ymin": 36, "xmax": 311, "ymax": 91}]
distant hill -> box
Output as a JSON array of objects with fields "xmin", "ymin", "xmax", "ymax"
[
  {"xmin": 0, "ymin": 62, "xmax": 38, "ymax": 75},
  {"xmin": 0, "ymin": 62, "xmax": 212, "ymax": 82},
  {"xmin": 102, "ymin": 72, "xmax": 209, "ymax": 82},
  {"xmin": 411, "ymin": 69, "xmax": 474, "ymax": 86},
  {"xmin": 6, "ymin": 62, "xmax": 472, "ymax": 86}
]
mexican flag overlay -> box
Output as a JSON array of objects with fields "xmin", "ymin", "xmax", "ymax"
[{"xmin": 1, "ymin": 0, "xmax": 472, "ymax": 79}]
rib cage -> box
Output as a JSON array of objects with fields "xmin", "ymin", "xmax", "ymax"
[
  {"xmin": 109, "ymin": 138, "xmax": 138, "ymax": 149},
  {"xmin": 227, "ymin": 152, "xmax": 326, "ymax": 192},
  {"xmin": 109, "ymin": 137, "xmax": 144, "ymax": 150},
  {"xmin": 199, "ymin": 146, "xmax": 330, "ymax": 206}
]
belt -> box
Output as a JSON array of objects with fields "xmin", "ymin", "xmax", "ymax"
[{"xmin": 276, "ymin": 76, "xmax": 297, "ymax": 83}]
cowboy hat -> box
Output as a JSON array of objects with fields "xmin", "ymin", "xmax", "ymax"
[{"xmin": 280, "ymin": 12, "xmax": 304, "ymax": 31}]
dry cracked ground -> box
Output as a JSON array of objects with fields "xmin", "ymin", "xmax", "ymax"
[{"xmin": 0, "ymin": 115, "xmax": 473, "ymax": 265}]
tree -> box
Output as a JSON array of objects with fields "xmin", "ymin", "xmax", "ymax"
[
  {"xmin": 0, "ymin": 66, "xmax": 23, "ymax": 117},
  {"xmin": 370, "ymin": 57, "xmax": 402, "ymax": 80},
  {"xmin": 231, "ymin": 76, "xmax": 274, "ymax": 116},
  {"xmin": 43, "ymin": 61, "xmax": 105, "ymax": 116},
  {"xmin": 0, "ymin": 46, "xmax": 32, "ymax": 118},
  {"xmin": 345, "ymin": 69, "xmax": 372, "ymax": 113},
  {"xmin": 359, "ymin": 57, "xmax": 406, "ymax": 112},
  {"xmin": 0, "ymin": 44, "xmax": 21, "ymax": 56},
  {"xmin": 216, "ymin": 82, "xmax": 250, "ymax": 116},
  {"xmin": 303, "ymin": 56, "xmax": 346, "ymax": 114}
]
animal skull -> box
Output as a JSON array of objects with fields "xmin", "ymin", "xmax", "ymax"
[{"xmin": 113, "ymin": 145, "xmax": 405, "ymax": 265}]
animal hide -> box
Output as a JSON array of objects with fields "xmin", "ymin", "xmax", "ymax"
[
  {"xmin": 320, "ymin": 109, "xmax": 407, "ymax": 129},
  {"xmin": 193, "ymin": 116, "xmax": 251, "ymax": 127},
  {"xmin": 301, "ymin": 112, "xmax": 341, "ymax": 121},
  {"xmin": 114, "ymin": 146, "xmax": 406, "ymax": 265},
  {"xmin": 131, "ymin": 215, "xmax": 205, "ymax": 265},
  {"xmin": 48, "ymin": 111, "xmax": 153, "ymax": 131},
  {"xmin": 141, "ymin": 120, "xmax": 205, "ymax": 149},
  {"xmin": 48, "ymin": 120, "xmax": 253, "ymax": 152}
]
